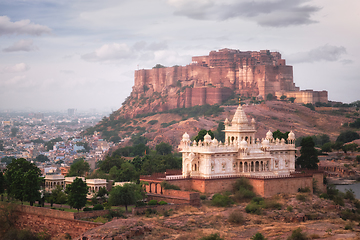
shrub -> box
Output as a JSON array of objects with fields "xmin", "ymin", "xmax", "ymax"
[
  {"xmin": 287, "ymin": 228, "xmax": 307, "ymax": 240},
  {"xmin": 136, "ymin": 201, "xmax": 147, "ymax": 207},
  {"xmin": 106, "ymin": 209, "xmax": 125, "ymax": 219},
  {"xmin": 199, "ymin": 233, "xmax": 224, "ymax": 240},
  {"xmin": 148, "ymin": 200, "xmax": 158, "ymax": 205},
  {"xmin": 287, "ymin": 206, "xmax": 293, "ymax": 212},
  {"xmin": 93, "ymin": 216, "xmax": 107, "ymax": 224},
  {"xmin": 211, "ymin": 193, "xmax": 233, "ymax": 207},
  {"xmin": 333, "ymin": 195, "xmax": 345, "ymax": 206},
  {"xmin": 161, "ymin": 181, "xmax": 181, "ymax": 190},
  {"xmin": 264, "ymin": 200, "xmax": 282, "ymax": 210},
  {"xmin": 251, "ymin": 232, "xmax": 267, "ymax": 240},
  {"xmin": 200, "ymin": 195, "xmax": 207, "ymax": 200},
  {"xmin": 298, "ymin": 187, "xmax": 310, "ymax": 193},
  {"xmin": 344, "ymin": 189, "xmax": 356, "ymax": 200},
  {"xmin": 83, "ymin": 207, "xmax": 93, "ymax": 211},
  {"xmin": 245, "ymin": 203, "xmax": 262, "ymax": 215},
  {"xmin": 93, "ymin": 204, "xmax": 104, "ymax": 211},
  {"xmin": 159, "ymin": 200, "xmax": 167, "ymax": 205},
  {"xmin": 296, "ymin": 194, "xmax": 307, "ymax": 202},
  {"xmin": 344, "ymin": 224, "xmax": 353, "ymax": 230},
  {"xmin": 148, "ymin": 120, "xmax": 158, "ymax": 125},
  {"xmin": 234, "ymin": 188, "xmax": 256, "ymax": 202},
  {"xmin": 228, "ymin": 210, "xmax": 245, "ymax": 224}
]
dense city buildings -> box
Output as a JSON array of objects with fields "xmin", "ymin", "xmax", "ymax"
[{"xmin": 0, "ymin": 110, "xmax": 112, "ymax": 174}]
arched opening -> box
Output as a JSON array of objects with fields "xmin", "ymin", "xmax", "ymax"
[
  {"xmin": 244, "ymin": 162, "xmax": 248, "ymax": 172},
  {"xmin": 231, "ymin": 136, "xmax": 235, "ymax": 142},
  {"xmin": 251, "ymin": 162, "xmax": 254, "ymax": 172},
  {"xmin": 260, "ymin": 161, "xmax": 263, "ymax": 171},
  {"xmin": 239, "ymin": 162, "xmax": 243, "ymax": 172},
  {"xmin": 255, "ymin": 161, "xmax": 259, "ymax": 171}
]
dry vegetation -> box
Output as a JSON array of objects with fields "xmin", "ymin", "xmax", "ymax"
[{"xmin": 80, "ymin": 193, "xmax": 360, "ymax": 240}]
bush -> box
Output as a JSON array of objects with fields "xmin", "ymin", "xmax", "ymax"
[
  {"xmin": 296, "ymin": 194, "xmax": 307, "ymax": 202},
  {"xmin": 264, "ymin": 200, "xmax": 282, "ymax": 210},
  {"xmin": 344, "ymin": 189, "xmax": 356, "ymax": 201},
  {"xmin": 159, "ymin": 200, "xmax": 167, "ymax": 205},
  {"xmin": 148, "ymin": 200, "xmax": 158, "ymax": 205},
  {"xmin": 93, "ymin": 204, "xmax": 104, "ymax": 211},
  {"xmin": 199, "ymin": 233, "xmax": 224, "ymax": 240},
  {"xmin": 245, "ymin": 203, "xmax": 262, "ymax": 215},
  {"xmin": 83, "ymin": 207, "xmax": 93, "ymax": 211},
  {"xmin": 287, "ymin": 228, "xmax": 307, "ymax": 240},
  {"xmin": 298, "ymin": 187, "xmax": 310, "ymax": 193},
  {"xmin": 200, "ymin": 195, "xmax": 207, "ymax": 200},
  {"xmin": 344, "ymin": 224, "xmax": 353, "ymax": 230},
  {"xmin": 148, "ymin": 120, "xmax": 158, "ymax": 125},
  {"xmin": 251, "ymin": 232, "xmax": 267, "ymax": 240},
  {"xmin": 287, "ymin": 206, "xmax": 293, "ymax": 212},
  {"xmin": 234, "ymin": 188, "xmax": 256, "ymax": 202},
  {"xmin": 161, "ymin": 181, "xmax": 181, "ymax": 190},
  {"xmin": 211, "ymin": 193, "xmax": 233, "ymax": 207},
  {"xmin": 136, "ymin": 201, "xmax": 147, "ymax": 207},
  {"xmin": 228, "ymin": 210, "xmax": 245, "ymax": 224},
  {"xmin": 333, "ymin": 195, "xmax": 345, "ymax": 206}
]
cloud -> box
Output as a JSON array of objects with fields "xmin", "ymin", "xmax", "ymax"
[
  {"xmin": 82, "ymin": 43, "xmax": 133, "ymax": 62},
  {"xmin": 287, "ymin": 45, "xmax": 347, "ymax": 63},
  {"xmin": 2, "ymin": 39, "xmax": 38, "ymax": 52},
  {"xmin": 0, "ymin": 75, "xmax": 26, "ymax": 88},
  {"xmin": 0, "ymin": 15, "xmax": 51, "ymax": 36},
  {"xmin": 81, "ymin": 41, "xmax": 168, "ymax": 62},
  {"xmin": 167, "ymin": 0, "xmax": 320, "ymax": 27},
  {"xmin": 1, "ymin": 63, "xmax": 30, "ymax": 73}
]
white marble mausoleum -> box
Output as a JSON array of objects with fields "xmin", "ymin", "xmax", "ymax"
[{"xmin": 178, "ymin": 104, "xmax": 296, "ymax": 178}]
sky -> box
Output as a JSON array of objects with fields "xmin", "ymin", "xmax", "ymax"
[{"xmin": 0, "ymin": 0, "xmax": 359, "ymax": 112}]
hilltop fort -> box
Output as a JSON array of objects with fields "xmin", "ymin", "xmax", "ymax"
[{"xmin": 121, "ymin": 48, "xmax": 327, "ymax": 117}]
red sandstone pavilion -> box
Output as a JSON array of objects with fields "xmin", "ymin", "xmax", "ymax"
[
  {"xmin": 133, "ymin": 48, "xmax": 328, "ymax": 109},
  {"xmin": 140, "ymin": 104, "xmax": 325, "ymax": 205}
]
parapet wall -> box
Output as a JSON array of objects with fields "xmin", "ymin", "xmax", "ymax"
[{"xmin": 13, "ymin": 205, "xmax": 102, "ymax": 239}]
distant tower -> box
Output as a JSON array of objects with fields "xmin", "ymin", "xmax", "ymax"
[{"xmin": 68, "ymin": 108, "xmax": 76, "ymax": 116}]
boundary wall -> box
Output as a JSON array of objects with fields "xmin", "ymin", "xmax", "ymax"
[{"xmin": 12, "ymin": 205, "xmax": 102, "ymax": 239}]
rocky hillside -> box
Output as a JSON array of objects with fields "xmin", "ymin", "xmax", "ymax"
[
  {"xmin": 79, "ymin": 193, "xmax": 360, "ymax": 240},
  {"xmin": 85, "ymin": 100, "xmax": 359, "ymax": 150}
]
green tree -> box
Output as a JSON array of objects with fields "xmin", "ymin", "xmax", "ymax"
[
  {"xmin": 296, "ymin": 137, "xmax": 319, "ymax": 169},
  {"xmin": 34, "ymin": 154, "xmax": 49, "ymax": 162},
  {"xmin": 156, "ymin": 142, "xmax": 173, "ymax": 155},
  {"xmin": 75, "ymin": 142, "xmax": 91, "ymax": 152},
  {"xmin": 280, "ymin": 95, "xmax": 287, "ymax": 101},
  {"xmin": 321, "ymin": 142, "xmax": 332, "ymax": 152},
  {"xmin": 108, "ymin": 183, "xmax": 143, "ymax": 212},
  {"xmin": 332, "ymin": 141, "xmax": 344, "ymax": 153},
  {"xmin": 1, "ymin": 156, "xmax": 15, "ymax": 165},
  {"xmin": 251, "ymin": 232, "xmax": 267, "ymax": 240},
  {"xmin": 67, "ymin": 158, "xmax": 90, "ymax": 177},
  {"xmin": 194, "ymin": 129, "xmax": 214, "ymax": 142},
  {"xmin": 336, "ymin": 131, "xmax": 360, "ymax": 143},
  {"xmin": 288, "ymin": 97, "xmax": 296, "ymax": 103},
  {"xmin": 272, "ymin": 130, "xmax": 289, "ymax": 141},
  {"xmin": 51, "ymin": 185, "xmax": 67, "ymax": 207},
  {"xmin": 4, "ymin": 158, "xmax": 41, "ymax": 205},
  {"xmin": 303, "ymin": 103, "xmax": 315, "ymax": 111},
  {"xmin": 214, "ymin": 122, "xmax": 225, "ymax": 142},
  {"xmin": 349, "ymin": 118, "xmax": 360, "ymax": 128},
  {"xmin": 266, "ymin": 93, "xmax": 273, "ymax": 101},
  {"xmin": 10, "ymin": 127, "xmax": 18, "ymax": 137},
  {"xmin": 99, "ymin": 156, "xmax": 125, "ymax": 173},
  {"xmin": 0, "ymin": 171, "xmax": 4, "ymax": 199},
  {"xmin": 66, "ymin": 177, "xmax": 88, "ymax": 212},
  {"xmin": 342, "ymin": 143, "xmax": 358, "ymax": 153},
  {"xmin": 199, "ymin": 233, "xmax": 224, "ymax": 240}
]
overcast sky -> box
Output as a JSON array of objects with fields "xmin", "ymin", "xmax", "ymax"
[{"xmin": 0, "ymin": 0, "xmax": 359, "ymax": 112}]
